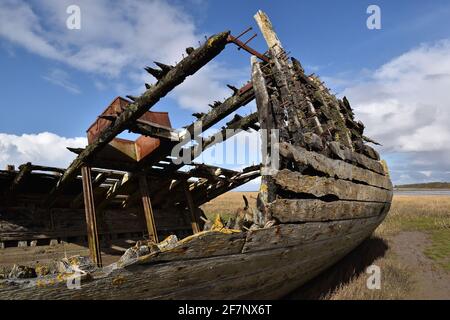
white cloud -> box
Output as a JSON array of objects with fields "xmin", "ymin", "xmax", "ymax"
[
  {"xmin": 0, "ymin": 0, "xmax": 239, "ymax": 111},
  {"xmin": 343, "ymin": 40, "xmax": 450, "ymax": 153},
  {"xmin": 0, "ymin": 132, "xmax": 86, "ymax": 169},
  {"xmin": 42, "ymin": 68, "xmax": 81, "ymax": 94},
  {"xmin": 340, "ymin": 40, "xmax": 450, "ymax": 184}
]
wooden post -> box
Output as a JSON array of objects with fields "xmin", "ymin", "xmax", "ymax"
[
  {"xmin": 183, "ymin": 181, "xmax": 201, "ymax": 234},
  {"xmin": 254, "ymin": 10, "xmax": 284, "ymax": 57},
  {"xmin": 81, "ymin": 166, "xmax": 102, "ymax": 267},
  {"xmin": 138, "ymin": 175, "xmax": 159, "ymax": 243},
  {"xmin": 252, "ymin": 56, "xmax": 277, "ymax": 224}
]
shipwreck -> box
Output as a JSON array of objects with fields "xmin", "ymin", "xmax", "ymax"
[{"xmin": 0, "ymin": 11, "xmax": 392, "ymax": 299}]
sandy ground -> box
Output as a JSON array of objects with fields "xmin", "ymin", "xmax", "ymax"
[{"xmin": 391, "ymin": 231, "xmax": 450, "ymax": 299}]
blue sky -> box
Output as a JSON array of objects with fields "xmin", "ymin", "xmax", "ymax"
[{"xmin": 1, "ymin": 0, "xmax": 450, "ymax": 188}]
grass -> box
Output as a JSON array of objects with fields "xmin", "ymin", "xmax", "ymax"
[
  {"xmin": 424, "ymin": 229, "xmax": 450, "ymax": 271},
  {"xmin": 378, "ymin": 195, "xmax": 450, "ymax": 236},
  {"xmin": 378, "ymin": 195, "xmax": 450, "ymax": 272},
  {"xmin": 200, "ymin": 191, "xmax": 257, "ymax": 222},
  {"xmin": 202, "ymin": 193, "xmax": 450, "ymax": 299}
]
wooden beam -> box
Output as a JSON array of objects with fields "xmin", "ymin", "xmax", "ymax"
[
  {"xmin": 254, "ymin": 10, "xmax": 284, "ymax": 57},
  {"xmin": 97, "ymin": 173, "xmax": 134, "ymax": 212},
  {"xmin": 252, "ymin": 56, "xmax": 276, "ymax": 223},
  {"xmin": 43, "ymin": 31, "xmax": 231, "ymax": 206},
  {"xmin": 81, "ymin": 166, "xmax": 102, "ymax": 267},
  {"xmin": 189, "ymin": 163, "xmax": 238, "ymax": 180},
  {"xmin": 198, "ymin": 112, "xmax": 259, "ymax": 155},
  {"xmin": 130, "ymin": 120, "xmax": 180, "ymax": 141},
  {"xmin": 182, "ymin": 85, "xmax": 256, "ymax": 142},
  {"xmin": 71, "ymin": 172, "xmax": 107, "ymax": 209},
  {"xmin": 160, "ymin": 112, "xmax": 259, "ymax": 173},
  {"xmin": 139, "ymin": 175, "xmax": 158, "ymax": 243},
  {"xmin": 29, "ymin": 165, "xmax": 65, "ymax": 174},
  {"xmin": 183, "ymin": 181, "xmax": 201, "ymax": 234},
  {"xmin": 10, "ymin": 162, "xmax": 32, "ymax": 194}
]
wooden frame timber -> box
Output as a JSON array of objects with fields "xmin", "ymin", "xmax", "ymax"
[
  {"xmin": 81, "ymin": 166, "xmax": 102, "ymax": 267},
  {"xmin": 139, "ymin": 175, "xmax": 158, "ymax": 242}
]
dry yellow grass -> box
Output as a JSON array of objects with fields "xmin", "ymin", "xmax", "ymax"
[
  {"xmin": 202, "ymin": 193, "xmax": 450, "ymax": 299},
  {"xmin": 201, "ymin": 191, "xmax": 258, "ymax": 221},
  {"xmin": 378, "ymin": 195, "xmax": 450, "ymax": 236}
]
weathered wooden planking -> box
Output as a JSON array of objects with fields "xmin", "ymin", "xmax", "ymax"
[
  {"xmin": 328, "ymin": 141, "xmax": 386, "ymax": 175},
  {"xmin": 138, "ymin": 231, "xmax": 246, "ymax": 263},
  {"xmin": 274, "ymin": 169, "xmax": 393, "ymax": 203},
  {"xmin": 157, "ymin": 232, "xmax": 370, "ymax": 299},
  {"xmin": 242, "ymin": 214, "xmax": 383, "ymax": 253},
  {"xmin": 0, "ymin": 219, "xmax": 380, "ymax": 300},
  {"xmin": 269, "ymin": 199, "xmax": 389, "ymax": 223},
  {"xmin": 278, "ymin": 142, "xmax": 392, "ymax": 190}
]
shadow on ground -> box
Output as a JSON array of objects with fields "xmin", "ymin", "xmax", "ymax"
[{"xmin": 284, "ymin": 236, "xmax": 388, "ymax": 299}]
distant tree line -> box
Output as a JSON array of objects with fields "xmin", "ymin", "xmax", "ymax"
[{"xmin": 395, "ymin": 182, "xmax": 450, "ymax": 189}]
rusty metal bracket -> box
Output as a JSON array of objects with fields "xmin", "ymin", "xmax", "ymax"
[{"xmin": 227, "ymin": 28, "xmax": 270, "ymax": 63}]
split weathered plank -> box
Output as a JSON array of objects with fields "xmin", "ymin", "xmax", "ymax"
[
  {"xmin": 273, "ymin": 169, "xmax": 393, "ymax": 203},
  {"xmin": 328, "ymin": 141, "xmax": 386, "ymax": 175},
  {"xmin": 157, "ymin": 232, "xmax": 370, "ymax": 299},
  {"xmin": 242, "ymin": 214, "xmax": 382, "ymax": 253},
  {"xmin": 138, "ymin": 231, "xmax": 245, "ymax": 264},
  {"xmin": 278, "ymin": 142, "xmax": 392, "ymax": 190},
  {"xmin": 43, "ymin": 31, "xmax": 231, "ymax": 206},
  {"xmin": 269, "ymin": 199, "xmax": 389, "ymax": 223}
]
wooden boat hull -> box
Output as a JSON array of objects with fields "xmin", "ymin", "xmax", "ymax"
[
  {"xmin": 0, "ymin": 10, "xmax": 394, "ymax": 300},
  {"xmin": 0, "ymin": 210, "xmax": 387, "ymax": 299}
]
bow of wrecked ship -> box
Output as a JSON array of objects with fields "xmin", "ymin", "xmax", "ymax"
[{"xmin": 0, "ymin": 11, "xmax": 392, "ymax": 299}]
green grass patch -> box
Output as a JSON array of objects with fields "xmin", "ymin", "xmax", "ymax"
[
  {"xmin": 384, "ymin": 214, "xmax": 450, "ymax": 234},
  {"xmin": 424, "ymin": 229, "xmax": 450, "ymax": 271}
]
